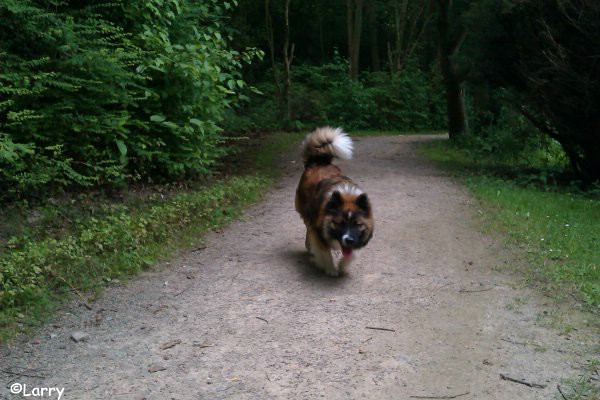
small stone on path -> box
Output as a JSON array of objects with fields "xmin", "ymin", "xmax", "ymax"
[
  {"xmin": 148, "ymin": 363, "xmax": 167, "ymax": 373},
  {"xmin": 70, "ymin": 331, "xmax": 89, "ymax": 342}
]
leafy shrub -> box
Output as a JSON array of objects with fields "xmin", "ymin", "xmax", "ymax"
[
  {"xmin": 229, "ymin": 57, "xmax": 446, "ymax": 131},
  {"xmin": 426, "ymin": 94, "xmax": 572, "ymax": 188},
  {"xmin": 221, "ymin": 81, "xmax": 288, "ymax": 133},
  {"xmin": 0, "ymin": 0, "xmax": 261, "ymax": 200},
  {"xmin": 464, "ymin": 89, "xmax": 570, "ymax": 180},
  {"xmin": 0, "ymin": 1, "xmax": 144, "ymax": 196},
  {"xmin": 363, "ymin": 70, "xmax": 446, "ymax": 130},
  {"xmin": 123, "ymin": 0, "xmax": 262, "ymax": 178},
  {"xmin": 324, "ymin": 75, "xmax": 378, "ymax": 129},
  {"xmin": 469, "ymin": 107, "xmax": 543, "ymax": 160}
]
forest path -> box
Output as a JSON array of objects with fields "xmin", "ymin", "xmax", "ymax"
[{"xmin": 2, "ymin": 135, "xmax": 597, "ymax": 400}]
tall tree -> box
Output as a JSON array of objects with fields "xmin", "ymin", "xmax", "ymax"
[
  {"xmin": 264, "ymin": 0, "xmax": 293, "ymax": 120},
  {"xmin": 282, "ymin": 0, "xmax": 294, "ymax": 120},
  {"xmin": 347, "ymin": 0, "xmax": 364, "ymax": 79},
  {"xmin": 436, "ymin": 0, "xmax": 469, "ymax": 138},
  {"xmin": 265, "ymin": 0, "xmax": 281, "ymax": 99},
  {"xmin": 366, "ymin": 0, "xmax": 380, "ymax": 71},
  {"xmin": 389, "ymin": 0, "xmax": 432, "ymax": 73}
]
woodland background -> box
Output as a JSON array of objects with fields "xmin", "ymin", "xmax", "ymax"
[
  {"xmin": 2, "ymin": 0, "xmax": 599, "ymax": 199},
  {"xmin": 0, "ymin": 0, "xmax": 598, "ymax": 337}
]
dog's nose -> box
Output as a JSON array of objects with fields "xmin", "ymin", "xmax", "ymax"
[{"xmin": 342, "ymin": 235, "xmax": 355, "ymax": 246}]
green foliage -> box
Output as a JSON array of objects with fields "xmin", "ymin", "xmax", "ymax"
[
  {"xmin": 428, "ymin": 87, "xmax": 572, "ymax": 186},
  {"xmin": 464, "ymin": 0, "xmax": 600, "ymax": 182},
  {"xmin": 0, "ymin": 0, "xmax": 262, "ymax": 200},
  {"xmin": 362, "ymin": 69, "xmax": 446, "ymax": 130},
  {"xmin": 0, "ymin": 0, "xmax": 142, "ymax": 196},
  {"xmin": 466, "ymin": 104, "xmax": 568, "ymax": 173},
  {"xmin": 226, "ymin": 57, "xmax": 445, "ymax": 132},
  {"xmin": 123, "ymin": 0, "xmax": 262, "ymax": 178},
  {"xmin": 323, "ymin": 72, "xmax": 378, "ymax": 129}
]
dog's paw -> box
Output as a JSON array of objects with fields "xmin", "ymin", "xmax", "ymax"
[
  {"xmin": 324, "ymin": 267, "xmax": 339, "ymax": 277},
  {"xmin": 338, "ymin": 255, "xmax": 354, "ymax": 272}
]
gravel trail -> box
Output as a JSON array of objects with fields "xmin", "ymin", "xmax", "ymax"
[{"xmin": 1, "ymin": 135, "xmax": 597, "ymax": 400}]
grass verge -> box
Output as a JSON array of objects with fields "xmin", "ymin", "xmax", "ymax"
[
  {"xmin": 421, "ymin": 139, "xmax": 600, "ymax": 311},
  {"xmin": 0, "ymin": 131, "xmax": 303, "ymax": 342}
]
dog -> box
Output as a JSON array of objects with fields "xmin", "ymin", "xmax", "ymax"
[{"xmin": 295, "ymin": 127, "xmax": 374, "ymax": 276}]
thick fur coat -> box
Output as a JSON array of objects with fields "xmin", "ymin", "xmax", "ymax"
[{"xmin": 295, "ymin": 127, "xmax": 374, "ymax": 276}]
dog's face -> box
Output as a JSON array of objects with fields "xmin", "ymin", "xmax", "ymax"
[{"xmin": 322, "ymin": 190, "xmax": 373, "ymax": 257}]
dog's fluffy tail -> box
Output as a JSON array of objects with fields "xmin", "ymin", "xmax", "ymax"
[{"xmin": 301, "ymin": 126, "xmax": 353, "ymax": 166}]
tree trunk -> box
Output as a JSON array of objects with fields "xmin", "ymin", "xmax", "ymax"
[
  {"xmin": 367, "ymin": 0, "xmax": 380, "ymax": 71},
  {"xmin": 318, "ymin": 12, "xmax": 325, "ymax": 62},
  {"xmin": 347, "ymin": 0, "xmax": 354, "ymax": 74},
  {"xmin": 282, "ymin": 0, "xmax": 294, "ymax": 121},
  {"xmin": 265, "ymin": 0, "xmax": 281, "ymax": 99},
  {"xmin": 580, "ymin": 142, "xmax": 600, "ymax": 182},
  {"xmin": 394, "ymin": 0, "xmax": 408, "ymax": 72},
  {"xmin": 347, "ymin": 0, "xmax": 364, "ymax": 79},
  {"xmin": 436, "ymin": 0, "xmax": 468, "ymax": 139},
  {"xmin": 391, "ymin": 0, "xmax": 432, "ymax": 73},
  {"xmin": 387, "ymin": 41, "xmax": 394, "ymax": 76},
  {"xmin": 444, "ymin": 79, "xmax": 468, "ymax": 139}
]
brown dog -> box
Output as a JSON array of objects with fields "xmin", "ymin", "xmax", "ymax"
[{"xmin": 295, "ymin": 127, "xmax": 374, "ymax": 276}]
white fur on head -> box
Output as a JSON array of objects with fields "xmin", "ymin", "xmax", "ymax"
[{"xmin": 330, "ymin": 183, "xmax": 363, "ymax": 197}]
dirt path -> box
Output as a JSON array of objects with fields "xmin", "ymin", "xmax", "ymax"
[{"xmin": 1, "ymin": 135, "xmax": 598, "ymax": 400}]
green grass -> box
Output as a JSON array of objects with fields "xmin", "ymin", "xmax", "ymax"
[
  {"xmin": 0, "ymin": 131, "xmax": 302, "ymax": 342},
  {"xmin": 421, "ymin": 139, "xmax": 600, "ymax": 311},
  {"xmin": 557, "ymin": 358, "xmax": 600, "ymax": 400}
]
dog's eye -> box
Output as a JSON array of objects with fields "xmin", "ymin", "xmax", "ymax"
[
  {"xmin": 331, "ymin": 221, "xmax": 342, "ymax": 228},
  {"xmin": 354, "ymin": 221, "xmax": 364, "ymax": 227}
]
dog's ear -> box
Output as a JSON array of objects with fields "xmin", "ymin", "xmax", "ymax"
[
  {"xmin": 356, "ymin": 193, "xmax": 370, "ymax": 213},
  {"xmin": 326, "ymin": 190, "xmax": 342, "ymax": 212}
]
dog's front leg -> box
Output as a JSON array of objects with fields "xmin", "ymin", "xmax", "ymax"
[
  {"xmin": 338, "ymin": 253, "xmax": 355, "ymax": 274},
  {"xmin": 314, "ymin": 248, "xmax": 337, "ymax": 277},
  {"xmin": 307, "ymin": 229, "xmax": 338, "ymax": 276},
  {"xmin": 305, "ymin": 229, "xmax": 310, "ymax": 251}
]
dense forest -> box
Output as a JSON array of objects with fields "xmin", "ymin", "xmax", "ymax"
[
  {"xmin": 228, "ymin": 0, "xmax": 600, "ymax": 182},
  {"xmin": 1, "ymin": 0, "xmax": 599, "ymax": 202},
  {"xmin": 1, "ymin": 1, "xmax": 599, "ymax": 337}
]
